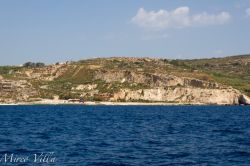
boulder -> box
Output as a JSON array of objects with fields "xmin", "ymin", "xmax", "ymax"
[{"xmin": 239, "ymin": 95, "xmax": 250, "ymax": 105}]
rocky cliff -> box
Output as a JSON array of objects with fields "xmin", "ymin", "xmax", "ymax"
[
  {"xmin": 94, "ymin": 70, "xmax": 249, "ymax": 105},
  {"xmin": 0, "ymin": 79, "xmax": 38, "ymax": 103},
  {"xmin": 111, "ymin": 88, "xmax": 242, "ymax": 105}
]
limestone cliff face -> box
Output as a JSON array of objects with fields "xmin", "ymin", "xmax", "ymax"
[{"xmin": 111, "ymin": 87, "xmax": 241, "ymax": 105}]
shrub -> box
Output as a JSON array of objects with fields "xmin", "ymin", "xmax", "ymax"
[
  {"xmin": 59, "ymin": 92, "xmax": 80, "ymax": 100},
  {"xmin": 23, "ymin": 62, "xmax": 45, "ymax": 68}
]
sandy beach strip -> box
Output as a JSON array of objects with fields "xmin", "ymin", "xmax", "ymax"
[{"xmin": 0, "ymin": 99, "xmax": 204, "ymax": 106}]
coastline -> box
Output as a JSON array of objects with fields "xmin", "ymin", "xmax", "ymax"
[
  {"xmin": 0, "ymin": 102, "xmax": 189, "ymax": 106},
  {"xmin": 0, "ymin": 99, "xmax": 233, "ymax": 106}
]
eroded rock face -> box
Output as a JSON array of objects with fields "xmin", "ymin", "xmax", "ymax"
[
  {"xmin": 94, "ymin": 70, "xmax": 220, "ymax": 89},
  {"xmin": 0, "ymin": 79, "xmax": 38, "ymax": 103},
  {"xmin": 111, "ymin": 87, "xmax": 241, "ymax": 105}
]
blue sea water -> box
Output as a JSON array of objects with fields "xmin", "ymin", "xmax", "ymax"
[{"xmin": 0, "ymin": 105, "xmax": 249, "ymax": 166}]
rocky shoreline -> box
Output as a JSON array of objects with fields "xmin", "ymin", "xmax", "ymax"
[{"xmin": 0, "ymin": 99, "xmax": 249, "ymax": 106}]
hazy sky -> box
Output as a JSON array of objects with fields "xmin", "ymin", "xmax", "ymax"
[{"xmin": 0, "ymin": 0, "xmax": 250, "ymax": 65}]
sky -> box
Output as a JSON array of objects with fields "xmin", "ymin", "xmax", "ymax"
[{"xmin": 0, "ymin": 0, "xmax": 250, "ymax": 65}]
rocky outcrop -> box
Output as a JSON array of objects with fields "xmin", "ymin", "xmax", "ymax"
[
  {"xmin": 238, "ymin": 95, "xmax": 250, "ymax": 105},
  {"xmin": 94, "ymin": 70, "xmax": 220, "ymax": 89},
  {"xmin": 0, "ymin": 79, "xmax": 38, "ymax": 103},
  {"xmin": 72, "ymin": 84, "xmax": 97, "ymax": 91}
]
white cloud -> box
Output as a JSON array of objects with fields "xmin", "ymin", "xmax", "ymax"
[
  {"xmin": 246, "ymin": 8, "xmax": 250, "ymax": 17},
  {"xmin": 131, "ymin": 7, "xmax": 231, "ymax": 30}
]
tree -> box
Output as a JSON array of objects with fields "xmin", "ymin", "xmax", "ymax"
[
  {"xmin": 23, "ymin": 62, "xmax": 35, "ymax": 68},
  {"xmin": 35, "ymin": 62, "xmax": 45, "ymax": 67},
  {"xmin": 23, "ymin": 62, "xmax": 45, "ymax": 68}
]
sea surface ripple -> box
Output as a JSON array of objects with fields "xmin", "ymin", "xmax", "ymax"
[{"xmin": 0, "ymin": 105, "xmax": 249, "ymax": 165}]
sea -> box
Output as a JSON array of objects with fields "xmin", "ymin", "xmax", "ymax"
[{"xmin": 0, "ymin": 105, "xmax": 249, "ymax": 166}]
